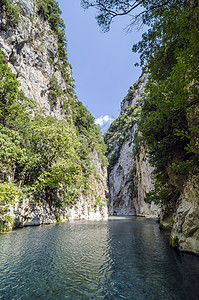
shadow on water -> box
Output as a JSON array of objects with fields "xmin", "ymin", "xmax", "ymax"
[{"xmin": 0, "ymin": 216, "xmax": 199, "ymax": 299}]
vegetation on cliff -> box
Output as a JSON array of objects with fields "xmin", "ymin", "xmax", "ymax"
[
  {"xmin": 85, "ymin": 0, "xmax": 199, "ymax": 204},
  {"xmin": 137, "ymin": 1, "xmax": 199, "ymax": 203},
  {"xmin": 104, "ymin": 81, "xmax": 143, "ymax": 172},
  {"xmin": 0, "ymin": 0, "xmax": 107, "ymax": 221},
  {"xmin": 36, "ymin": 0, "xmax": 71, "ymax": 83},
  {"xmin": 0, "ymin": 50, "xmax": 81, "ymax": 207},
  {"xmin": 0, "ymin": 0, "xmax": 20, "ymax": 27}
]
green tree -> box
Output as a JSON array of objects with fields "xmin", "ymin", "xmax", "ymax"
[
  {"xmin": 0, "ymin": 0, "xmax": 20, "ymax": 27},
  {"xmin": 81, "ymin": 1, "xmax": 187, "ymax": 33},
  {"xmin": 0, "ymin": 0, "xmax": 108, "ymax": 216},
  {"xmin": 36, "ymin": 0, "xmax": 68, "ymax": 67},
  {"xmin": 0, "ymin": 51, "xmax": 82, "ymax": 206},
  {"xmin": 0, "ymin": 44, "xmax": 107, "ymax": 209},
  {"xmin": 84, "ymin": 0, "xmax": 199, "ymax": 203}
]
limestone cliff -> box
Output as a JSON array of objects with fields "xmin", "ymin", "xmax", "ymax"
[
  {"xmin": 0, "ymin": 0, "xmax": 108, "ymax": 232},
  {"xmin": 1, "ymin": 0, "xmax": 68, "ymax": 120},
  {"xmin": 105, "ymin": 73, "xmax": 160, "ymax": 217},
  {"xmin": 105, "ymin": 68, "xmax": 199, "ymax": 255},
  {"xmin": 158, "ymin": 98, "xmax": 199, "ymax": 254},
  {"xmin": 134, "ymin": 146, "xmax": 160, "ymax": 216},
  {"xmin": 169, "ymin": 175, "xmax": 199, "ymax": 254}
]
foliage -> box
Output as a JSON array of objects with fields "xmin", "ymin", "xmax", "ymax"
[
  {"xmin": 88, "ymin": 0, "xmax": 199, "ymax": 204},
  {"xmin": 171, "ymin": 236, "xmax": 179, "ymax": 249},
  {"xmin": 0, "ymin": 49, "xmax": 105, "ymax": 210},
  {"xmin": 0, "ymin": 98, "xmax": 83, "ymax": 206},
  {"xmin": 35, "ymin": 0, "xmax": 108, "ymax": 179},
  {"xmin": 107, "ymin": 148, "xmax": 120, "ymax": 173},
  {"xmin": 105, "ymin": 95, "xmax": 142, "ymax": 154},
  {"xmin": 145, "ymin": 183, "xmax": 180, "ymax": 205},
  {"xmin": 0, "ymin": 31, "xmax": 108, "ymax": 209},
  {"xmin": 104, "ymin": 84, "xmax": 142, "ymax": 172},
  {"xmin": 90, "ymin": 0, "xmax": 199, "ymax": 203},
  {"xmin": 0, "ymin": 0, "xmax": 20, "ymax": 27},
  {"xmin": 138, "ymin": 3, "xmax": 199, "ymax": 193},
  {"xmin": 0, "ymin": 182, "xmax": 19, "ymax": 205},
  {"xmin": 36, "ymin": 0, "xmax": 70, "ymax": 82},
  {"xmin": 0, "ymin": 0, "xmax": 108, "ymax": 216},
  {"xmin": 68, "ymin": 98, "xmax": 107, "ymax": 169},
  {"xmin": 0, "ymin": 51, "xmax": 29, "ymax": 126},
  {"xmin": 36, "ymin": 0, "xmax": 65, "ymax": 42},
  {"xmin": 48, "ymin": 75, "xmax": 63, "ymax": 103},
  {"xmin": 122, "ymin": 86, "xmax": 135, "ymax": 105},
  {"xmin": 81, "ymin": 0, "xmax": 187, "ymax": 35},
  {"xmin": 121, "ymin": 76, "xmax": 145, "ymax": 108},
  {"xmin": 94, "ymin": 197, "xmax": 108, "ymax": 210}
]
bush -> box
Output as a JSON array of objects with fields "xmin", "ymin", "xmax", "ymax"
[
  {"xmin": 0, "ymin": 182, "xmax": 19, "ymax": 205},
  {"xmin": 0, "ymin": 0, "xmax": 20, "ymax": 28}
]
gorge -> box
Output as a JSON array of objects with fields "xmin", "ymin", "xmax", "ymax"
[{"xmin": 0, "ymin": 0, "xmax": 199, "ymax": 259}]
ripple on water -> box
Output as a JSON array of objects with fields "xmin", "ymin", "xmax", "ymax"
[{"xmin": 1, "ymin": 218, "xmax": 199, "ymax": 300}]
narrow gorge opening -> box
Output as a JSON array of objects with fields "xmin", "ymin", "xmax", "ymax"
[{"xmin": 1, "ymin": 1, "xmax": 199, "ymax": 299}]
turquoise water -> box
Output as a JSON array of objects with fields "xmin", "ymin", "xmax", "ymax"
[{"xmin": 1, "ymin": 216, "xmax": 199, "ymax": 299}]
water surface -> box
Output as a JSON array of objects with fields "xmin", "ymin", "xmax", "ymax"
[{"xmin": 1, "ymin": 216, "xmax": 199, "ymax": 299}]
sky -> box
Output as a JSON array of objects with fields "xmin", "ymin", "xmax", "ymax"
[{"xmin": 57, "ymin": 0, "xmax": 144, "ymax": 131}]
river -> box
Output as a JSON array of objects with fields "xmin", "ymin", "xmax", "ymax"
[{"xmin": 1, "ymin": 216, "xmax": 199, "ymax": 299}]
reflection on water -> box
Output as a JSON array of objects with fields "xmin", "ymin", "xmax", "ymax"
[{"xmin": 0, "ymin": 216, "xmax": 199, "ymax": 299}]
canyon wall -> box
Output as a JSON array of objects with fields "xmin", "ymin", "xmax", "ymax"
[
  {"xmin": 0, "ymin": 0, "xmax": 108, "ymax": 232},
  {"xmin": 105, "ymin": 73, "xmax": 160, "ymax": 217},
  {"xmin": 106, "ymin": 70, "xmax": 199, "ymax": 255}
]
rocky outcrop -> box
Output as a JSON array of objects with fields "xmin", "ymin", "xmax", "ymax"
[
  {"xmin": 0, "ymin": 0, "xmax": 108, "ymax": 231},
  {"xmin": 0, "ymin": 0, "xmax": 67, "ymax": 120},
  {"xmin": 108, "ymin": 126, "xmax": 136, "ymax": 215},
  {"xmin": 1, "ymin": 160, "xmax": 108, "ymax": 231},
  {"xmin": 134, "ymin": 146, "xmax": 161, "ymax": 217},
  {"xmin": 170, "ymin": 174, "xmax": 199, "ymax": 254},
  {"xmin": 6, "ymin": 190, "xmax": 107, "ymax": 229},
  {"xmin": 159, "ymin": 100, "xmax": 199, "ymax": 254},
  {"xmin": 106, "ymin": 73, "xmax": 160, "ymax": 217}
]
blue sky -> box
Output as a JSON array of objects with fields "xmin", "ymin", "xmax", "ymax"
[{"xmin": 57, "ymin": 0, "xmax": 144, "ymax": 130}]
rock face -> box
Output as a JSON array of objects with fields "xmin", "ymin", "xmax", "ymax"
[
  {"xmin": 106, "ymin": 73, "xmax": 160, "ymax": 217},
  {"xmin": 108, "ymin": 127, "xmax": 136, "ymax": 215},
  {"xmin": 106, "ymin": 69, "xmax": 199, "ymax": 255},
  {"xmin": 170, "ymin": 175, "xmax": 199, "ymax": 254},
  {"xmin": 108, "ymin": 69, "xmax": 199, "ymax": 253},
  {"xmin": 159, "ymin": 100, "xmax": 199, "ymax": 254},
  {"xmin": 134, "ymin": 146, "xmax": 161, "ymax": 216},
  {"xmin": 2, "ymin": 158, "xmax": 108, "ymax": 231},
  {"xmin": 1, "ymin": 0, "xmax": 67, "ymax": 120},
  {"xmin": 0, "ymin": 0, "xmax": 108, "ymax": 231}
]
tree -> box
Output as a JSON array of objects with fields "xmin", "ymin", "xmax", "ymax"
[
  {"xmin": 83, "ymin": 0, "xmax": 199, "ymax": 203},
  {"xmin": 81, "ymin": 1, "xmax": 187, "ymax": 30},
  {"xmin": 0, "ymin": 0, "xmax": 20, "ymax": 27},
  {"xmin": 81, "ymin": 0, "xmax": 190, "ymax": 65}
]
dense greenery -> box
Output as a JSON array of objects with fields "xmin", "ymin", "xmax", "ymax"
[
  {"xmin": 87, "ymin": 0, "xmax": 199, "ymax": 204},
  {"xmin": 137, "ymin": 1, "xmax": 199, "ymax": 203},
  {"xmin": 35, "ymin": 0, "xmax": 108, "ymax": 181},
  {"xmin": 0, "ymin": 0, "xmax": 107, "ymax": 209},
  {"xmin": 37, "ymin": 0, "xmax": 66, "ymax": 57},
  {"xmin": 36, "ymin": 0, "xmax": 73, "ymax": 86},
  {"xmin": 0, "ymin": 0, "xmax": 20, "ymax": 27},
  {"xmin": 0, "ymin": 50, "xmax": 84, "ymax": 207},
  {"xmin": 68, "ymin": 99, "xmax": 107, "ymax": 175}
]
